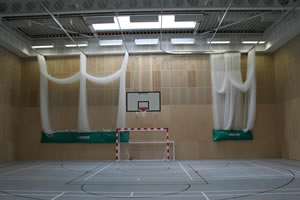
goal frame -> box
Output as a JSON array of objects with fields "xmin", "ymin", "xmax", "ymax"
[{"xmin": 115, "ymin": 128, "xmax": 170, "ymax": 162}]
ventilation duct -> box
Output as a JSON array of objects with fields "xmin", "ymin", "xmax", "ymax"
[
  {"xmin": 130, "ymin": 15, "xmax": 159, "ymax": 22},
  {"xmin": 84, "ymin": 16, "xmax": 114, "ymax": 24},
  {"xmin": 175, "ymin": 14, "xmax": 204, "ymax": 22}
]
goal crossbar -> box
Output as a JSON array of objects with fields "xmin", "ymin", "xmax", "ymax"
[{"xmin": 115, "ymin": 128, "xmax": 170, "ymax": 162}]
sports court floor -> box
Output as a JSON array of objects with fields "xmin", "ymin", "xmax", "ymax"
[{"xmin": 0, "ymin": 159, "xmax": 300, "ymax": 200}]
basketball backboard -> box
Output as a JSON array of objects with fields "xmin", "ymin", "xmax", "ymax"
[{"xmin": 126, "ymin": 91, "xmax": 161, "ymax": 112}]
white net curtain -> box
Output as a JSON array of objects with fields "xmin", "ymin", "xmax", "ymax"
[
  {"xmin": 37, "ymin": 51, "xmax": 129, "ymax": 135},
  {"xmin": 210, "ymin": 49, "xmax": 256, "ymax": 133}
]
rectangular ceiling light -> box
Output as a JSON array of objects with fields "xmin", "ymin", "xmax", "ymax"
[
  {"xmin": 99, "ymin": 40, "xmax": 123, "ymax": 46},
  {"xmin": 242, "ymin": 41, "xmax": 266, "ymax": 44},
  {"xmin": 208, "ymin": 41, "xmax": 231, "ymax": 44},
  {"xmin": 171, "ymin": 38, "xmax": 195, "ymax": 45},
  {"xmin": 92, "ymin": 15, "xmax": 196, "ymax": 31},
  {"xmin": 32, "ymin": 45, "xmax": 54, "ymax": 49},
  {"xmin": 135, "ymin": 38, "xmax": 159, "ymax": 45},
  {"xmin": 65, "ymin": 44, "xmax": 88, "ymax": 47},
  {"xmin": 65, "ymin": 42, "xmax": 88, "ymax": 48}
]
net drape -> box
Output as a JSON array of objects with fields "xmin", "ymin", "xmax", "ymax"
[
  {"xmin": 210, "ymin": 49, "xmax": 256, "ymax": 132},
  {"xmin": 37, "ymin": 52, "xmax": 129, "ymax": 135}
]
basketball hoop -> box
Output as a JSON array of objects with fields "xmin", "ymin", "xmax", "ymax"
[{"xmin": 137, "ymin": 106, "xmax": 148, "ymax": 119}]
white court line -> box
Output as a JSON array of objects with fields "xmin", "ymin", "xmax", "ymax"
[
  {"xmin": 178, "ymin": 162, "xmax": 193, "ymax": 180},
  {"xmin": 247, "ymin": 161, "xmax": 291, "ymax": 176},
  {"xmin": 205, "ymin": 174, "xmax": 289, "ymax": 179},
  {"xmin": 130, "ymin": 192, "xmax": 134, "ymax": 197},
  {"xmin": 202, "ymin": 192, "xmax": 210, "ymax": 200},
  {"xmin": 2, "ymin": 174, "xmax": 294, "ymax": 182},
  {"xmin": 0, "ymin": 174, "xmax": 295, "ymax": 182},
  {"xmin": 193, "ymin": 166, "xmax": 259, "ymax": 170},
  {"xmin": 84, "ymin": 163, "xmax": 113, "ymax": 181},
  {"xmin": 0, "ymin": 164, "xmax": 42, "ymax": 176},
  {"xmin": 264, "ymin": 160, "xmax": 300, "ymax": 172},
  {"xmin": 3, "ymin": 187, "xmax": 300, "ymax": 194},
  {"xmin": 1, "ymin": 190, "xmax": 300, "ymax": 198},
  {"xmin": 202, "ymin": 192, "xmax": 300, "ymax": 197},
  {"xmin": 1, "ymin": 192, "xmax": 300, "ymax": 198},
  {"xmin": 51, "ymin": 192, "xmax": 65, "ymax": 200}
]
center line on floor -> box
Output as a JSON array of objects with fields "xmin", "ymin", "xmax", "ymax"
[
  {"xmin": 51, "ymin": 192, "xmax": 65, "ymax": 200},
  {"xmin": 179, "ymin": 162, "xmax": 193, "ymax": 180},
  {"xmin": 202, "ymin": 192, "xmax": 210, "ymax": 200},
  {"xmin": 84, "ymin": 163, "xmax": 113, "ymax": 181}
]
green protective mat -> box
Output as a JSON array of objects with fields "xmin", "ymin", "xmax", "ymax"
[
  {"xmin": 213, "ymin": 129, "xmax": 253, "ymax": 141},
  {"xmin": 41, "ymin": 131, "xmax": 129, "ymax": 143}
]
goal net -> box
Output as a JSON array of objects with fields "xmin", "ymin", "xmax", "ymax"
[{"xmin": 116, "ymin": 128, "xmax": 173, "ymax": 161}]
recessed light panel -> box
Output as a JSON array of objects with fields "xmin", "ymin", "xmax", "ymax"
[
  {"xmin": 92, "ymin": 15, "xmax": 196, "ymax": 31},
  {"xmin": 135, "ymin": 39, "xmax": 159, "ymax": 45},
  {"xmin": 242, "ymin": 41, "xmax": 265, "ymax": 44},
  {"xmin": 32, "ymin": 45, "xmax": 54, "ymax": 49},
  {"xmin": 207, "ymin": 41, "xmax": 231, "ymax": 44},
  {"xmin": 99, "ymin": 40, "xmax": 123, "ymax": 46},
  {"xmin": 65, "ymin": 42, "xmax": 88, "ymax": 48},
  {"xmin": 171, "ymin": 38, "xmax": 195, "ymax": 45}
]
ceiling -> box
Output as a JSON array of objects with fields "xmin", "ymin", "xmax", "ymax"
[
  {"xmin": 0, "ymin": 0, "xmax": 299, "ymax": 56},
  {"xmin": 3, "ymin": 11, "xmax": 281, "ymax": 39}
]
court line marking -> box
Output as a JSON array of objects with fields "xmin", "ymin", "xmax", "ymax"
[
  {"xmin": 190, "ymin": 166, "xmax": 260, "ymax": 170},
  {"xmin": 204, "ymin": 192, "xmax": 300, "ymax": 197},
  {"xmin": 202, "ymin": 192, "xmax": 210, "ymax": 200},
  {"xmin": 130, "ymin": 192, "xmax": 134, "ymax": 197},
  {"xmin": 1, "ymin": 192, "xmax": 300, "ymax": 198},
  {"xmin": 0, "ymin": 164, "xmax": 42, "ymax": 176},
  {"xmin": 1, "ymin": 173, "xmax": 297, "ymax": 182},
  {"xmin": 247, "ymin": 161, "xmax": 291, "ymax": 176},
  {"xmin": 178, "ymin": 162, "xmax": 193, "ymax": 180},
  {"xmin": 205, "ymin": 174, "xmax": 291, "ymax": 178},
  {"xmin": 3, "ymin": 188, "xmax": 300, "ymax": 194},
  {"xmin": 262, "ymin": 160, "xmax": 300, "ymax": 172},
  {"xmin": 50, "ymin": 192, "xmax": 65, "ymax": 200},
  {"xmin": 2, "ymin": 189, "xmax": 300, "ymax": 196},
  {"xmin": 84, "ymin": 163, "xmax": 113, "ymax": 181}
]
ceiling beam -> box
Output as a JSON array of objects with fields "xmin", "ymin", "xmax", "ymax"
[
  {"xmin": 264, "ymin": 10, "xmax": 300, "ymax": 52},
  {"xmin": 0, "ymin": 0, "xmax": 298, "ymax": 17},
  {"xmin": 0, "ymin": 23, "xmax": 31, "ymax": 57}
]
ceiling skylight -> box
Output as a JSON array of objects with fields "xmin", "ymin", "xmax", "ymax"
[
  {"xmin": 99, "ymin": 40, "xmax": 123, "ymax": 46},
  {"xmin": 135, "ymin": 39, "xmax": 159, "ymax": 45},
  {"xmin": 92, "ymin": 15, "xmax": 196, "ymax": 31},
  {"xmin": 171, "ymin": 38, "xmax": 195, "ymax": 45},
  {"xmin": 65, "ymin": 42, "xmax": 88, "ymax": 48},
  {"xmin": 208, "ymin": 41, "xmax": 231, "ymax": 44},
  {"xmin": 242, "ymin": 41, "xmax": 266, "ymax": 44},
  {"xmin": 32, "ymin": 45, "xmax": 54, "ymax": 49}
]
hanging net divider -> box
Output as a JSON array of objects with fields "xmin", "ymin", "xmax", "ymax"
[
  {"xmin": 38, "ymin": 51, "xmax": 129, "ymax": 135},
  {"xmin": 210, "ymin": 49, "xmax": 256, "ymax": 141}
]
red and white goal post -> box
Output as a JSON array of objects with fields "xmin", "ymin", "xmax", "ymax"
[{"xmin": 115, "ymin": 128, "xmax": 171, "ymax": 162}]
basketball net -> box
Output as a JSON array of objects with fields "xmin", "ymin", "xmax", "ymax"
[{"xmin": 136, "ymin": 106, "xmax": 148, "ymax": 119}]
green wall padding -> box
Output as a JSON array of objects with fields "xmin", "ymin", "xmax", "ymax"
[
  {"xmin": 213, "ymin": 129, "xmax": 253, "ymax": 141},
  {"xmin": 41, "ymin": 131, "xmax": 129, "ymax": 143}
]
